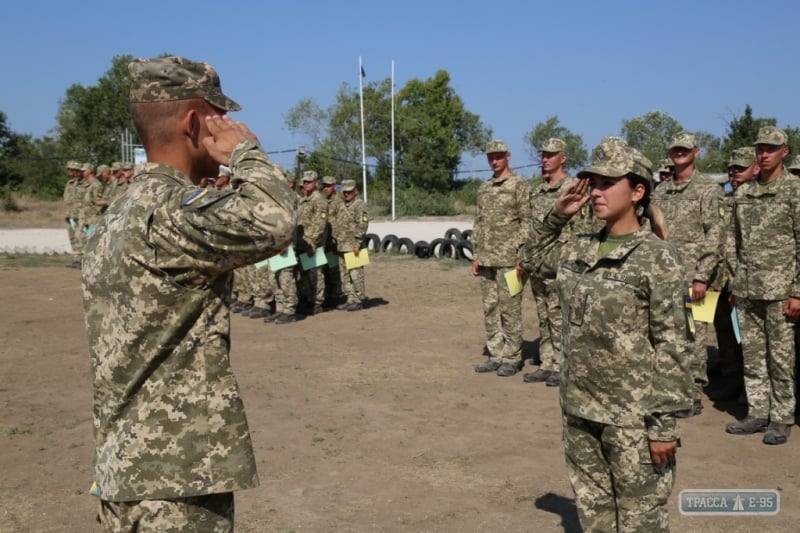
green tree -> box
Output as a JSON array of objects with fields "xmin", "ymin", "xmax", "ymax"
[
  {"xmin": 0, "ymin": 111, "xmax": 24, "ymax": 191},
  {"xmin": 56, "ymin": 54, "xmax": 138, "ymax": 164},
  {"xmin": 620, "ymin": 110, "xmax": 684, "ymax": 166},
  {"xmin": 522, "ymin": 116, "xmax": 588, "ymax": 172},
  {"xmin": 695, "ymin": 131, "xmax": 726, "ymax": 174},
  {"xmin": 720, "ymin": 104, "xmax": 776, "ymax": 155}
]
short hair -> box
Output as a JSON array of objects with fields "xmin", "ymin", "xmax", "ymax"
[{"xmin": 130, "ymin": 99, "xmax": 212, "ymax": 149}]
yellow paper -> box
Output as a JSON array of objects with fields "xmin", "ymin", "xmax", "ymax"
[
  {"xmin": 505, "ymin": 269, "xmax": 527, "ymax": 297},
  {"xmin": 691, "ymin": 289, "xmax": 720, "ymax": 323},
  {"xmin": 344, "ymin": 249, "xmax": 370, "ymax": 269}
]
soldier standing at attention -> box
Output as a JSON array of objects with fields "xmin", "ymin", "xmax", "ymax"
[
  {"xmin": 81, "ymin": 163, "xmax": 106, "ymax": 238},
  {"xmin": 523, "ymin": 137, "xmax": 592, "ymax": 387},
  {"xmin": 653, "ymin": 131, "xmax": 723, "ymax": 417},
  {"xmin": 321, "ymin": 175, "xmax": 345, "ymax": 307},
  {"xmin": 725, "ymin": 126, "xmax": 799, "ymax": 445},
  {"xmin": 656, "ymin": 158, "xmax": 674, "ymax": 184},
  {"xmin": 472, "ymin": 140, "xmax": 533, "ymax": 377},
  {"xmin": 297, "ymin": 170, "xmax": 328, "ymax": 315},
  {"xmin": 63, "ymin": 160, "xmax": 84, "ymax": 268},
  {"xmin": 81, "ymin": 55, "xmax": 296, "ymax": 530},
  {"xmin": 527, "ymin": 140, "xmax": 692, "ymax": 532},
  {"xmin": 333, "ymin": 179, "xmax": 369, "ymax": 311}
]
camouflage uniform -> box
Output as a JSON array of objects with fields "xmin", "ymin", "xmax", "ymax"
[
  {"xmin": 322, "ymin": 176, "xmax": 345, "ymax": 305},
  {"xmin": 81, "ymin": 166, "xmax": 105, "ymax": 238},
  {"xmin": 731, "ymin": 168, "xmax": 799, "ymax": 426},
  {"xmin": 62, "ymin": 161, "xmax": 83, "ymax": 264},
  {"xmin": 528, "ymin": 142, "xmax": 692, "ymax": 532},
  {"xmin": 81, "ymin": 56, "xmax": 296, "ymax": 527},
  {"xmin": 296, "ymin": 172, "xmax": 328, "ymax": 310},
  {"xmin": 333, "ymin": 180, "xmax": 369, "ymax": 305},
  {"xmin": 653, "ymin": 133, "xmax": 723, "ymax": 403},
  {"xmin": 473, "ymin": 141, "xmax": 533, "ymax": 367}
]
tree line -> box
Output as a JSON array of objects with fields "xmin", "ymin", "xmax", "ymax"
[{"xmin": 2, "ymin": 54, "xmax": 799, "ymax": 206}]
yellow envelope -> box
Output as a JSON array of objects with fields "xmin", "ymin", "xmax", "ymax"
[
  {"xmin": 344, "ymin": 249, "xmax": 370, "ymax": 269},
  {"xmin": 691, "ymin": 289, "xmax": 720, "ymax": 323},
  {"xmin": 505, "ymin": 269, "xmax": 527, "ymax": 297}
]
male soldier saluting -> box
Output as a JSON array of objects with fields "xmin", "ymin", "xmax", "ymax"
[
  {"xmin": 653, "ymin": 131, "xmax": 723, "ymax": 417},
  {"xmin": 81, "ymin": 55, "xmax": 296, "ymax": 530}
]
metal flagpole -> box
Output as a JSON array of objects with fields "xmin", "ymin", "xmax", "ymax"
[
  {"xmin": 358, "ymin": 56, "xmax": 367, "ymax": 203},
  {"xmin": 391, "ymin": 59, "xmax": 396, "ymax": 220}
]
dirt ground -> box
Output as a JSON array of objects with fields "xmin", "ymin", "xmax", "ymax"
[{"xmin": 1, "ymin": 254, "xmax": 799, "ymax": 532}]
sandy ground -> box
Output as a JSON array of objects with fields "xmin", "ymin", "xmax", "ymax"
[
  {"xmin": 1, "ymin": 255, "xmax": 799, "ymax": 533},
  {"xmin": 0, "ymin": 219, "xmax": 474, "ymax": 255}
]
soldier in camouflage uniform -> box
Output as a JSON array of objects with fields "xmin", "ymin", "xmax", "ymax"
[
  {"xmin": 296, "ymin": 170, "xmax": 328, "ymax": 315},
  {"xmin": 81, "ymin": 55, "xmax": 296, "ymax": 531},
  {"xmin": 321, "ymin": 175, "xmax": 345, "ymax": 307},
  {"xmin": 725, "ymin": 126, "xmax": 799, "ymax": 445},
  {"xmin": 653, "ymin": 131, "xmax": 724, "ymax": 417},
  {"xmin": 80, "ymin": 163, "xmax": 106, "ymax": 239},
  {"xmin": 656, "ymin": 158, "xmax": 674, "ymax": 184},
  {"xmin": 333, "ymin": 179, "xmax": 369, "ymax": 311},
  {"xmin": 525, "ymin": 139, "xmax": 692, "ymax": 532},
  {"xmin": 523, "ymin": 138, "xmax": 594, "ymax": 387},
  {"xmin": 708, "ymin": 148, "xmax": 757, "ymax": 402},
  {"xmin": 269, "ymin": 176, "xmax": 302, "ymax": 325},
  {"xmin": 63, "ymin": 160, "xmax": 84, "ymax": 268},
  {"xmin": 472, "ymin": 140, "xmax": 533, "ymax": 377}
]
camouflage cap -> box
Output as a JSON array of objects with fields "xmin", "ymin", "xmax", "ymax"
[
  {"xmin": 66, "ymin": 160, "xmax": 82, "ymax": 170},
  {"xmin": 121, "ymin": 162, "xmax": 134, "ymax": 170},
  {"xmin": 600, "ymin": 135, "xmax": 628, "ymax": 147},
  {"xmin": 578, "ymin": 141, "xmax": 653, "ymax": 189},
  {"xmin": 788, "ymin": 155, "xmax": 800, "ymax": 171},
  {"xmin": 485, "ymin": 140, "xmax": 508, "ymax": 154},
  {"xmin": 97, "ymin": 164, "xmax": 110, "ymax": 174},
  {"xmin": 82, "ymin": 163, "xmax": 95, "ymax": 173},
  {"xmin": 539, "ymin": 138, "xmax": 568, "ymax": 153},
  {"xmin": 728, "ymin": 147, "xmax": 756, "ymax": 168},
  {"xmin": 321, "ymin": 175, "xmax": 337, "ymax": 185},
  {"xmin": 669, "ymin": 131, "xmax": 697, "ymax": 150},
  {"xmin": 341, "ymin": 179, "xmax": 357, "ymax": 192},
  {"xmin": 657, "ymin": 158, "xmax": 674, "ymax": 173},
  {"xmin": 754, "ymin": 125, "xmax": 788, "ymax": 146},
  {"xmin": 302, "ymin": 170, "xmax": 318, "ymax": 182},
  {"xmin": 128, "ymin": 56, "xmax": 241, "ymax": 112},
  {"xmin": 110, "ymin": 162, "xmax": 122, "ymax": 172}
]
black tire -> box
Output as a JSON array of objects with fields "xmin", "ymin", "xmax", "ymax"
[
  {"xmin": 380, "ymin": 234, "xmax": 400, "ymax": 253},
  {"xmin": 397, "ymin": 237, "xmax": 415, "ymax": 254},
  {"xmin": 461, "ymin": 229, "xmax": 473, "ymax": 241},
  {"xmin": 457, "ymin": 239, "xmax": 474, "ymax": 261},
  {"xmin": 429, "ymin": 238, "xmax": 445, "ymax": 257},
  {"xmin": 438, "ymin": 238, "xmax": 459, "ymax": 259},
  {"xmin": 414, "ymin": 240, "xmax": 431, "ymax": 259},
  {"xmin": 444, "ymin": 228, "xmax": 463, "ymax": 241},
  {"xmin": 362, "ymin": 233, "xmax": 380, "ymax": 252}
]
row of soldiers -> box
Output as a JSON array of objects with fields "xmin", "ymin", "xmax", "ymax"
[
  {"xmin": 62, "ymin": 160, "xmax": 135, "ymax": 268},
  {"xmin": 229, "ymin": 169, "xmax": 370, "ymax": 324}
]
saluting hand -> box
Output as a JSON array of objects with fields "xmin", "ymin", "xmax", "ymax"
[
  {"xmin": 203, "ymin": 115, "xmax": 259, "ymax": 165},
  {"xmin": 555, "ymin": 178, "xmax": 591, "ymax": 216}
]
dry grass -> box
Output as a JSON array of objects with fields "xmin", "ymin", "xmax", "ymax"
[{"xmin": 0, "ymin": 195, "xmax": 65, "ymax": 228}]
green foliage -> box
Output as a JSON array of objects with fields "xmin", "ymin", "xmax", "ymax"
[
  {"xmin": 721, "ymin": 104, "xmax": 776, "ymax": 154},
  {"xmin": 523, "ymin": 116, "xmax": 588, "ymax": 170},
  {"xmin": 695, "ymin": 130, "xmax": 727, "ymax": 173},
  {"xmin": 0, "ymin": 111, "xmax": 25, "ymax": 192},
  {"xmin": 56, "ymin": 54, "xmax": 138, "ymax": 163},
  {"xmin": 621, "ymin": 111, "xmax": 684, "ymax": 166}
]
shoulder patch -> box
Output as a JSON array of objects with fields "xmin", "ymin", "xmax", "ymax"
[
  {"xmin": 181, "ymin": 188, "xmax": 208, "ymax": 207},
  {"xmin": 362, "ymin": 214, "xmax": 369, "ymax": 222}
]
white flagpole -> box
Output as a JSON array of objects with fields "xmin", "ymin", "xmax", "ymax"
[
  {"xmin": 391, "ymin": 59, "xmax": 396, "ymax": 220},
  {"xmin": 358, "ymin": 56, "xmax": 368, "ymax": 203}
]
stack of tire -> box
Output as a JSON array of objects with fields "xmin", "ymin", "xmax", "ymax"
[{"xmin": 361, "ymin": 228, "xmax": 473, "ymax": 261}]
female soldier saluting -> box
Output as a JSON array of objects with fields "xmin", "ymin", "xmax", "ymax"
[{"xmin": 522, "ymin": 139, "xmax": 693, "ymax": 532}]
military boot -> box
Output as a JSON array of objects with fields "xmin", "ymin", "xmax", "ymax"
[
  {"xmin": 725, "ymin": 416, "xmax": 769, "ymax": 435},
  {"xmin": 763, "ymin": 422, "xmax": 791, "ymax": 445}
]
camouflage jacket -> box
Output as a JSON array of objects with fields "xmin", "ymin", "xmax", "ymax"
[
  {"xmin": 529, "ymin": 210, "xmax": 692, "ymax": 440},
  {"xmin": 472, "ymin": 171, "xmax": 532, "ymax": 267},
  {"xmin": 652, "ymin": 169, "xmax": 723, "ymax": 287},
  {"xmin": 81, "ymin": 140, "xmax": 296, "ymax": 501},
  {"xmin": 324, "ymin": 194, "xmax": 344, "ymax": 251},
  {"xmin": 296, "ymin": 189, "xmax": 327, "ymax": 251},
  {"xmin": 731, "ymin": 168, "xmax": 800, "ymax": 300},
  {"xmin": 63, "ymin": 178, "xmax": 81, "ymax": 218},
  {"xmin": 81, "ymin": 178, "xmax": 105, "ymax": 226},
  {"xmin": 333, "ymin": 196, "xmax": 368, "ymax": 252}
]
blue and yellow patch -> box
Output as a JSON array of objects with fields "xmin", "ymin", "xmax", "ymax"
[{"xmin": 182, "ymin": 188, "xmax": 208, "ymax": 207}]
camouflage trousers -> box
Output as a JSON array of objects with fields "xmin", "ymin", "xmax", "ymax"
[
  {"xmin": 274, "ymin": 266, "xmax": 298, "ymax": 314},
  {"xmin": 299, "ymin": 265, "xmax": 325, "ymax": 306},
  {"xmin": 564, "ymin": 414, "xmax": 674, "ymax": 533},
  {"xmin": 714, "ymin": 290, "xmax": 743, "ymax": 377},
  {"xmin": 531, "ymin": 274, "xmax": 562, "ymax": 372},
  {"xmin": 97, "ymin": 492, "xmax": 233, "ymax": 533},
  {"xmin": 252, "ymin": 263, "xmax": 276, "ymax": 309},
  {"xmin": 477, "ymin": 266, "xmax": 522, "ymax": 365},
  {"xmin": 66, "ymin": 218, "xmax": 83, "ymax": 261},
  {"xmin": 737, "ymin": 299, "xmax": 797, "ymax": 424},
  {"xmin": 338, "ymin": 254, "xmax": 366, "ymax": 303},
  {"xmin": 233, "ymin": 266, "xmax": 255, "ymax": 304},
  {"xmin": 688, "ymin": 320, "xmax": 710, "ymax": 401}
]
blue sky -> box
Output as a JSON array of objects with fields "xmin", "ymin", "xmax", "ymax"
[{"xmin": 2, "ymin": 0, "xmax": 797, "ymax": 175}]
